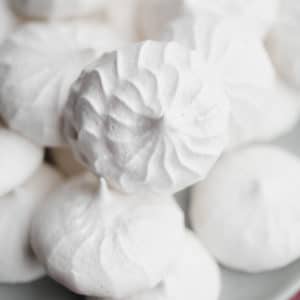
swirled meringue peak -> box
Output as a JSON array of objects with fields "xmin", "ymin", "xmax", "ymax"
[
  {"xmin": 0, "ymin": 22, "xmax": 124, "ymax": 146},
  {"xmin": 0, "ymin": 164, "xmax": 63, "ymax": 283},
  {"xmin": 10, "ymin": 0, "xmax": 105, "ymax": 19},
  {"xmin": 190, "ymin": 145, "xmax": 300, "ymax": 273},
  {"xmin": 63, "ymin": 41, "xmax": 229, "ymax": 194},
  {"xmin": 163, "ymin": 15, "xmax": 300, "ymax": 149},
  {"xmin": 31, "ymin": 175, "xmax": 185, "ymax": 298},
  {"xmin": 267, "ymin": 0, "xmax": 300, "ymax": 89},
  {"xmin": 89, "ymin": 230, "xmax": 221, "ymax": 300},
  {"xmin": 0, "ymin": 128, "xmax": 43, "ymax": 197}
]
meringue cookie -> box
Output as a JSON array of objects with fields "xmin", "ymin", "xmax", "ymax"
[
  {"xmin": 0, "ymin": 128, "xmax": 43, "ymax": 197},
  {"xmin": 267, "ymin": 0, "xmax": 300, "ymax": 89},
  {"xmin": 0, "ymin": 22, "xmax": 124, "ymax": 146},
  {"xmin": 0, "ymin": 0, "xmax": 18, "ymax": 42},
  {"xmin": 50, "ymin": 147, "xmax": 85, "ymax": 177},
  {"xmin": 63, "ymin": 41, "xmax": 229, "ymax": 194},
  {"xmin": 0, "ymin": 164, "xmax": 63, "ymax": 283},
  {"xmin": 31, "ymin": 175, "xmax": 185, "ymax": 298},
  {"xmin": 190, "ymin": 145, "xmax": 300, "ymax": 273},
  {"xmin": 89, "ymin": 230, "xmax": 220, "ymax": 300},
  {"xmin": 10, "ymin": 0, "xmax": 105, "ymax": 19},
  {"xmin": 163, "ymin": 15, "xmax": 299, "ymax": 148}
]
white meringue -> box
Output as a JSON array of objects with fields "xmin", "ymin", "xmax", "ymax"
[
  {"xmin": 10, "ymin": 0, "xmax": 105, "ymax": 19},
  {"xmin": 0, "ymin": 128, "xmax": 43, "ymax": 197},
  {"xmin": 267, "ymin": 0, "xmax": 300, "ymax": 89},
  {"xmin": 50, "ymin": 147, "xmax": 85, "ymax": 177},
  {"xmin": 163, "ymin": 15, "xmax": 300, "ymax": 148},
  {"xmin": 63, "ymin": 41, "xmax": 229, "ymax": 194},
  {"xmin": 90, "ymin": 230, "xmax": 220, "ymax": 300},
  {"xmin": 0, "ymin": 22, "xmax": 124, "ymax": 146},
  {"xmin": 0, "ymin": 164, "xmax": 63, "ymax": 283},
  {"xmin": 0, "ymin": 0, "xmax": 18, "ymax": 42},
  {"xmin": 138, "ymin": 0, "xmax": 278, "ymax": 39},
  {"xmin": 31, "ymin": 175, "xmax": 185, "ymax": 298},
  {"xmin": 190, "ymin": 145, "xmax": 300, "ymax": 273},
  {"xmin": 183, "ymin": 0, "xmax": 279, "ymax": 37}
]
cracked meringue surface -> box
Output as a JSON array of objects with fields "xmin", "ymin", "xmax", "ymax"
[
  {"xmin": 0, "ymin": 128, "xmax": 43, "ymax": 197},
  {"xmin": 89, "ymin": 230, "xmax": 221, "ymax": 300},
  {"xmin": 10, "ymin": 0, "xmax": 105, "ymax": 19},
  {"xmin": 31, "ymin": 174, "xmax": 185, "ymax": 298},
  {"xmin": 190, "ymin": 145, "xmax": 300, "ymax": 273},
  {"xmin": 63, "ymin": 40, "xmax": 229, "ymax": 194},
  {"xmin": 0, "ymin": 164, "xmax": 63, "ymax": 283},
  {"xmin": 267, "ymin": 0, "xmax": 300, "ymax": 89},
  {"xmin": 163, "ymin": 15, "xmax": 300, "ymax": 149},
  {"xmin": 0, "ymin": 21, "xmax": 124, "ymax": 146}
]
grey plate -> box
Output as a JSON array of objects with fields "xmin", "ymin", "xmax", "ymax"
[
  {"xmin": 1, "ymin": 123, "xmax": 300, "ymax": 300},
  {"xmin": 220, "ymin": 260, "xmax": 300, "ymax": 300},
  {"xmin": 0, "ymin": 278, "xmax": 82, "ymax": 300}
]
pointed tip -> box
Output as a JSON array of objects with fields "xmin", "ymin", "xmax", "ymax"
[
  {"xmin": 97, "ymin": 177, "xmax": 109, "ymax": 201},
  {"xmin": 99, "ymin": 177, "xmax": 108, "ymax": 190}
]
